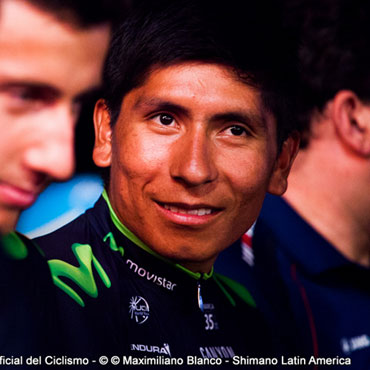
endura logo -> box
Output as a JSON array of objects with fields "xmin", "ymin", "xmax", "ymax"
[
  {"xmin": 126, "ymin": 259, "xmax": 176, "ymax": 291},
  {"xmin": 131, "ymin": 343, "xmax": 171, "ymax": 356}
]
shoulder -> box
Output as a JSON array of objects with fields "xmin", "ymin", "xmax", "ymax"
[
  {"xmin": 0, "ymin": 231, "xmax": 54, "ymax": 296},
  {"xmin": 0, "ymin": 233, "xmax": 59, "ymax": 356},
  {"xmin": 1, "ymin": 232, "xmax": 43, "ymax": 261},
  {"xmin": 34, "ymin": 197, "xmax": 107, "ymax": 260},
  {"xmin": 1, "ymin": 232, "xmax": 49, "ymax": 278}
]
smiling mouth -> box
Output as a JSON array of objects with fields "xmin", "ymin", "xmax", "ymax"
[
  {"xmin": 157, "ymin": 201, "xmax": 221, "ymax": 216},
  {"xmin": 163, "ymin": 204, "xmax": 214, "ymax": 216}
]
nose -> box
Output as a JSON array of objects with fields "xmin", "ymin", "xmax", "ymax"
[
  {"xmin": 170, "ymin": 128, "xmax": 218, "ymax": 187},
  {"xmin": 23, "ymin": 105, "xmax": 75, "ymax": 182}
]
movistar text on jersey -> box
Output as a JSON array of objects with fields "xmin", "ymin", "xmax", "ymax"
[{"xmin": 126, "ymin": 258, "xmax": 176, "ymax": 290}]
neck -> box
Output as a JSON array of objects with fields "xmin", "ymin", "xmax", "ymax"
[{"xmin": 285, "ymin": 143, "xmax": 370, "ymax": 268}]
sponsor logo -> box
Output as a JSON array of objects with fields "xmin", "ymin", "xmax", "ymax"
[
  {"xmin": 48, "ymin": 243, "xmax": 111, "ymax": 307},
  {"xmin": 104, "ymin": 232, "xmax": 124, "ymax": 256},
  {"xmin": 104, "ymin": 231, "xmax": 176, "ymax": 292},
  {"xmin": 129, "ymin": 296, "xmax": 150, "ymax": 324},
  {"xmin": 199, "ymin": 346, "xmax": 235, "ymax": 359},
  {"xmin": 341, "ymin": 334, "xmax": 370, "ymax": 354},
  {"xmin": 126, "ymin": 259, "xmax": 176, "ymax": 291},
  {"xmin": 130, "ymin": 343, "xmax": 171, "ymax": 356}
]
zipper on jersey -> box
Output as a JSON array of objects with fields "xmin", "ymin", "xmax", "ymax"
[{"xmin": 197, "ymin": 280, "xmax": 204, "ymax": 312}]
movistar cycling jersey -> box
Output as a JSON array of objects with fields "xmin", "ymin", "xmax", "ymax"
[
  {"xmin": 0, "ymin": 233, "xmax": 60, "ymax": 361},
  {"xmin": 36, "ymin": 191, "xmax": 272, "ymax": 368}
]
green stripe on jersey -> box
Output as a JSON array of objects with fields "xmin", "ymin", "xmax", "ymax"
[
  {"xmin": 214, "ymin": 273, "xmax": 256, "ymax": 308},
  {"xmin": 1, "ymin": 232, "xmax": 29, "ymax": 260}
]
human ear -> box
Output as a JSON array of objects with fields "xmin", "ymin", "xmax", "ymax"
[
  {"xmin": 332, "ymin": 90, "xmax": 370, "ymax": 156},
  {"xmin": 267, "ymin": 132, "xmax": 300, "ymax": 196},
  {"xmin": 93, "ymin": 99, "xmax": 113, "ymax": 168}
]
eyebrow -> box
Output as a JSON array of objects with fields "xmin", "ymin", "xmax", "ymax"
[
  {"xmin": 133, "ymin": 97, "xmax": 189, "ymax": 117},
  {"xmin": 211, "ymin": 111, "xmax": 267, "ymax": 130},
  {"xmin": 0, "ymin": 81, "xmax": 60, "ymax": 96},
  {"xmin": 0, "ymin": 81, "xmax": 102, "ymax": 103}
]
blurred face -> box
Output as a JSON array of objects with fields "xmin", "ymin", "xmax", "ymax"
[
  {"xmin": 0, "ymin": 0, "xmax": 110, "ymax": 234},
  {"xmin": 94, "ymin": 62, "xmax": 298, "ymax": 272}
]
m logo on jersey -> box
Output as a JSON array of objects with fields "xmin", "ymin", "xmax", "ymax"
[
  {"xmin": 129, "ymin": 296, "xmax": 150, "ymax": 324},
  {"xmin": 48, "ymin": 243, "xmax": 111, "ymax": 307}
]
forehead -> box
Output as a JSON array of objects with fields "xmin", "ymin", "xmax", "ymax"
[
  {"xmin": 0, "ymin": 0, "xmax": 70, "ymax": 49},
  {"xmin": 127, "ymin": 63, "xmax": 263, "ymax": 114},
  {"xmin": 0, "ymin": 0, "xmax": 109, "ymax": 93}
]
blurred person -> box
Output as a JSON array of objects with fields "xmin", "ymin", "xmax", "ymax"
[
  {"xmin": 35, "ymin": 0, "xmax": 300, "ymax": 364},
  {"xmin": 217, "ymin": 0, "xmax": 370, "ymax": 367},
  {"xmin": 0, "ymin": 0, "xmax": 127, "ymax": 358}
]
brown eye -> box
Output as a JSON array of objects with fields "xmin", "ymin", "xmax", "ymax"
[
  {"xmin": 230, "ymin": 125, "xmax": 246, "ymax": 136},
  {"xmin": 159, "ymin": 114, "xmax": 174, "ymax": 125}
]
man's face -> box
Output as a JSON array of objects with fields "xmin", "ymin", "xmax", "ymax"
[
  {"xmin": 94, "ymin": 62, "xmax": 297, "ymax": 272},
  {"xmin": 0, "ymin": 0, "xmax": 110, "ymax": 234}
]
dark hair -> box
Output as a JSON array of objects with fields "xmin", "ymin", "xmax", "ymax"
[
  {"xmin": 285, "ymin": 0, "xmax": 370, "ymax": 146},
  {"xmin": 23, "ymin": 0, "xmax": 132, "ymax": 28},
  {"xmin": 102, "ymin": 0, "xmax": 300, "ymax": 146}
]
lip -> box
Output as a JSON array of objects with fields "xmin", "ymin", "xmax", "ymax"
[
  {"xmin": 155, "ymin": 201, "xmax": 222, "ymax": 226},
  {"xmin": 0, "ymin": 182, "xmax": 38, "ymax": 209}
]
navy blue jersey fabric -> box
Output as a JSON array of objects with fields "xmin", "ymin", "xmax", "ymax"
[
  {"xmin": 216, "ymin": 194, "xmax": 370, "ymax": 369},
  {"xmin": 215, "ymin": 230, "xmax": 299, "ymax": 359},
  {"xmin": 35, "ymin": 195, "xmax": 272, "ymax": 368},
  {"xmin": 0, "ymin": 233, "xmax": 60, "ymax": 363}
]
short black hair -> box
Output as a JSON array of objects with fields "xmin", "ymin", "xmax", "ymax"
[
  {"xmin": 285, "ymin": 0, "xmax": 370, "ymax": 145},
  {"xmin": 102, "ymin": 0, "xmax": 300, "ymax": 146},
  {"xmin": 23, "ymin": 0, "xmax": 131, "ymax": 28}
]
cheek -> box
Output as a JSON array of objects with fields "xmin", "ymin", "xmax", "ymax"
[
  {"xmin": 0, "ymin": 132, "xmax": 15, "ymax": 160},
  {"xmin": 0, "ymin": 110, "xmax": 57, "ymax": 155},
  {"xmin": 225, "ymin": 151, "xmax": 273, "ymax": 198},
  {"xmin": 0, "ymin": 117, "xmax": 27, "ymax": 162},
  {"xmin": 223, "ymin": 152, "xmax": 275, "ymax": 223},
  {"xmin": 111, "ymin": 129, "xmax": 171, "ymax": 188}
]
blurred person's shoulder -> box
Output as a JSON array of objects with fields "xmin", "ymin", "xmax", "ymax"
[{"xmin": 0, "ymin": 232, "xmax": 60, "ymax": 356}]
